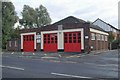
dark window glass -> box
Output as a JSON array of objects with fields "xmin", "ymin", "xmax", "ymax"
[
  {"xmin": 44, "ymin": 35, "xmax": 46, "ymax": 38},
  {"xmin": 26, "ymin": 36, "xmax": 28, "ymax": 41},
  {"xmin": 55, "ymin": 36, "xmax": 57, "ymax": 40},
  {"xmin": 74, "ymin": 40, "xmax": 76, "ymax": 43},
  {"xmin": 24, "ymin": 36, "xmax": 26, "ymax": 41},
  {"xmin": 78, "ymin": 33, "xmax": 81, "ymax": 37},
  {"xmin": 65, "ymin": 40, "xmax": 67, "ymax": 43},
  {"xmin": 48, "ymin": 38, "xmax": 50, "ymax": 40},
  {"xmin": 32, "ymin": 36, "xmax": 34, "ymax": 41},
  {"xmin": 48, "ymin": 41, "xmax": 50, "ymax": 44},
  {"xmin": 73, "ymin": 37, "xmax": 76, "ymax": 39},
  {"xmin": 78, "ymin": 39, "xmax": 81, "ymax": 43},
  {"xmin": 51, "ymin": 37, "xmax": 54, "ymax": 40},
  {"xmin": 44, "ymin": 41, "xmax": 46, "ymax": 44},
  {"xmin": 69, "ymin": 33, "xmax": 72, "ymax": 37},
  {"xmin": 64, "ymin": 34, "xmax": 67, "ymax": 36},
  {"xmin": 69, "ymin": 39, "xmax": 72, "ymax": 43},
  {"xmin": 48, "ymin": 35, "xmax": 50, "ymax": 38},
  {"xmin": 44, "ymin": 38, "xmax": 46, "ymax": 40},
  {"xmin": 69, "ymin": 37, "xmax": 72, "ymax": 39},
  {"xmin": 64, "ymin": 37, "xmax": 67, "ymax": 40},
  {"xmin": 55, "ymin": 41, "xmax": 57, "ymax": 43},
  {"xmin": 73, "ymin": 33, "xmax": 76, "ymax": 37}
]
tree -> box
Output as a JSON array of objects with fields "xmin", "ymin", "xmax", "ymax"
[
  {"xmin": 108, "ymin": 32, "xmax": 114, "ymax": 50},
  {"xmin": 35, "ymin": 5, "xmax": 51, "ymax": 27},
  {"xmin": 2, "ymin": 2, "xmax": 18, "ymax": 49},
  {"xmin": 20, "ymin": 5, "xmax": 36, "ymax": 29},
  {"xmin": 19, "ymin": 5, "xmax": 52, "ymax": 28}
]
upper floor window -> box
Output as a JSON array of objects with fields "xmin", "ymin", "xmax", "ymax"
[
  {"xmin": 97, "ymin": 34, "xmax": 100, "ymax": 40},
  {"xmin": 91, "ymin": 33, "xmax": 95, "ymax": 40},
  {"xmin": 101, "ymin": 35, "xmax": 104, "ymax": 41},
  {"xmin": 105, "ymin": 36, "xmax": 108, "ymax": 41},
  {"xmin": 15, "ymin": 41, "xmax": 17, "ymax": 47},
  {"xmin": 9, "ymin": 41, "xmax": 11, "ymax": 47}
]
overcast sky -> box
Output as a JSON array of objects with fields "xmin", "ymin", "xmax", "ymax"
[{"xmin": 11, "ymin": 0, "xmax": 119, "ymax": 28}]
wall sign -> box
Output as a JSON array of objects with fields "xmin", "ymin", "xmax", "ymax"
[
  {"xmin": 36, "ymin": 33, "xmax": 41, "ymax": 43},
  {"xmin": 85, "ymin": 36, "xmax": 89, "ymax": 39},
  {"xmin": 37, "ymin": 39, "xmax": 41, "ymax": 43}
]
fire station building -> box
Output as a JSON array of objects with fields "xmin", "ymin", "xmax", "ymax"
[{"xmin": 7, "ymin": 16, "xmax": 109, "ymax": 52}]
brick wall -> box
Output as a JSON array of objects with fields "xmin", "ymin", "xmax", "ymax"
[{"xmin": 90, "ymin": 32, "xmax": 108, "ymax": 51}]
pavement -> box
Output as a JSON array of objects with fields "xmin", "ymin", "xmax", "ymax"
[{"xmin": 1, "ymin": 49, "xmax": 119, "ymax": 78}]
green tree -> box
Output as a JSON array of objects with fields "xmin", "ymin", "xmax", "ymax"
[
  {"xmin": 35, "ymin": 5, "xmax": 51, "ymax": 27},
  {"xmin": 2, "ymin": 2, "xmax": 18, "ymax": 49},
  {"xmin": 19, "ymin": 5, "xmax": 52, "ymax": 28},
  {"xmin": 108, "ymin": 32, "xmax": 114, "ymax": 50},
  {"xmin": 20, "ymin": 5, "xmax": 36, "ymax": 29}
]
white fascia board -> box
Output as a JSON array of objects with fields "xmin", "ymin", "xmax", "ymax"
[{"xmin": 90, "ymin": 28, "xmax": 109, "ymax": 35}]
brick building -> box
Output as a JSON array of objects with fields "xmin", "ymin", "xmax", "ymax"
[{"xmin": 7, "ymin": 16, "xmax": 109, "ymax": 52}]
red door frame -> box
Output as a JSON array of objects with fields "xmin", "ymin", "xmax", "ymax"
[
  {"xmin": 23, "ymin": 35, "xmax": 34, "ymax": 52},
  {"xmin": 43, "ymin": 33, "xmax": 57, "ymax": 52},
  {"xmin": 64, "ymin": 32, "xmax": 81, "ymax": 52}
]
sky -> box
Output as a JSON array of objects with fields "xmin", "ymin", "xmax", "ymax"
[{"xmin": 10, "ymin": 0, "xmax": 119, "ymax": 28}]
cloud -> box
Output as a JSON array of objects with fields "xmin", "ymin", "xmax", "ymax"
[{"xmin": 11, "ymin": 0, "xmax": 119, "ymax": 28}]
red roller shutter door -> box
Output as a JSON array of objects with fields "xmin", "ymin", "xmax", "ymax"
[
  {"xmin": 23, "ymin": 35, "xmax": 34, "ymax": 52},
  {"xmin": 43, "ymin": 33, "xmax": 57, "ymax": 52},
  {"xmin": 64, "ymin": 32, "xmax": 81, "ymax": 52}
]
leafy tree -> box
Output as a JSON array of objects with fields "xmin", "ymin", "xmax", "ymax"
[
  {"xmin": 35, "ymin": 5, "xmax": 51, "ymax": 27},
  {"xmin": 2, "ymin": 2, "xmax": 18, "ymax": 49},
  {"xmin": 108, "ymin": 32, "xmax": 114, "ymax": 50},
  {"xmin": 20, "ymin": 5, "xmax": 36, "ymax": 29},
  {"xmin": 19, "ymin": 5, "xmax": 52, "ymax": 28}
]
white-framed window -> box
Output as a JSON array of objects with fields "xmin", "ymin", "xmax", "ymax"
[
  {"xmin": 101, "ymin": 35, "xmax": 104, "ymax": 41},
  {"xmin": 15, "ymin": 41, "xmax": 17, "ymax": 47},
  {"xmin": 105, "ymin": 36, "xmax": 108, "ymax": 41},
  {"xmin": 9, "ymin": 41, "xmax": 11, "ymax": 47},
  {"xmin": 97, "ymin": 34, "xmax": 100, "ymax": 40},
  {"xmin": 91, "ymin": 33, "xmax": 95, "ymax": 40}
]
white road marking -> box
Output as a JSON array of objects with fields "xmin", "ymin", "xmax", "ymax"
[
  {"xmin": 66, "ymin": 55, "xmax": 81, "ymax": 58},
  {"xmin": 11, "ymin": 52, "xmax": 14, "ymax": 54},
  {"xmin": 51, "ymin": 72, "xmax": 91, "ymax": 78},
  {"xmin": 98, "ymin": 64, "xmax": 118, "ymax": 67},
  {"xmin": 85, "ymin": 62, "xmax": 118, "ymax": 67},
  {"xmin": 0, "ymin": 65, "xmax": 24, "ymax": 71},
  {"xmin": 49, "ymin": 60, "xmax": 61, "ymax": 63},
  {"xmin": 41, "ymin": 57, "xmax": 58, "ymax": 59},
  {"xmin": 65, "ymin": 61, "xmax": 77, "ymax": 64}
]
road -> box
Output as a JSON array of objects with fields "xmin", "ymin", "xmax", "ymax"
[{"xmin": 1, "ymin": 50, "xmax": 119, "ymax": 79}]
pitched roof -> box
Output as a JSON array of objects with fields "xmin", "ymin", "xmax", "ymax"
[
  {"xmin": 93, "ymin": 18, "xmax": 118, "ymax": 31},
  {"xmin": 90, "ymin": 23, "xmax": 108, "ymax": 32},
  {"xmin": 52, "ymin": 16, "xmax": 86, "ymax": 25},
  {"xmin": 52, "ymin": 16, "xmax": 107, "ymax": 32}
]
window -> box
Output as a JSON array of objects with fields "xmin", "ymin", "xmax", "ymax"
[
  {"xmin": 15, "ymin": 41, "xmax": 17, "ymax": 47},
  {"xmin": 9, "ymin": 41, "xmax": 11, "ymax": 47},
  {"xmin": 91, "ymin": 33, "xmax": 95, "ymax": 40},
  {"xmin": 105, "ymin": 36, "xmax": 108, "ymax": 41},
  {"xmin": 97, "ymin": 34, "xmax": 100, "ymax": 40},
  {"xmin": 23, "ymin": 36, "xmax": 26, "ymax": 41},
  {"xmin": 101, "ymin": 35, "xmax": 104, "ymax": 41}
]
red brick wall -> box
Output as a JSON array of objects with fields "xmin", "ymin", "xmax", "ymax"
[{"xmin": 90, "ymin": 32, "xmax": 108, "ymax": 51}]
